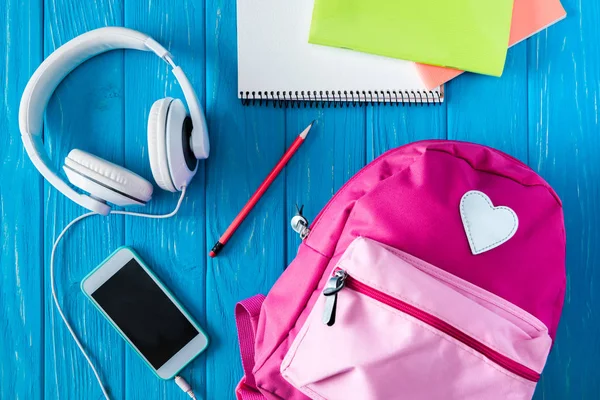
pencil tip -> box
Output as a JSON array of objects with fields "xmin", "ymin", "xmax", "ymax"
[{"xmin": 300, "ymin": 121, "xmax": 315, "ymax": 139}]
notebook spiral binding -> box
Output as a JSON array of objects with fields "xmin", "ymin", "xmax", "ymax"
[{"xmin": 240, "ymin": 89, "xmax": 443, "ymax": 108}]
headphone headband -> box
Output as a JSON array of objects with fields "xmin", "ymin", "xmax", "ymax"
[
  {"xmin": 19, "ymin": 27, "xmax": 207, "ymax": 215},
  {"xmin": 20, "ymin": 27, "xmax": 165, "ymax": 136}
]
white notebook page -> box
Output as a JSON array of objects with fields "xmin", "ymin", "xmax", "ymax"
[{"xmin": 236, "ymin": 0, "xmax": 442, "ymax": 103}]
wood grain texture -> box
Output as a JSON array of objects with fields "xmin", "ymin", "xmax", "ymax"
[
  {"xmin": 285, "ymin": 107, "xmax": 366, "ymax": 263},
  {"xmin": 528, "ymin": 0, "xmax": 600, "ymax": 397},
  {"xmin": 367, "ymin": 102, "xmax": 447, "ymax": 161},
  {"xmin": 204, "ymin": 0, "xmax": 285, "ymax": 396},
  {"xmin": 123, "ymin": 0, "xmax": 208, "ymax": 399},
  {"xmin": 0, "ymin": 0, "xmax": 43, "ymax": 399},
  {"xmin": 43, "ymin": 0, "xmax": 127, "ymax": 398},
  {"xmin": 1, "ymin": 0, "xmax": 600, "ymax": 398},
  {"xmin": 447, "ymin": 42, "xmax": 529, "ymax": 161}
]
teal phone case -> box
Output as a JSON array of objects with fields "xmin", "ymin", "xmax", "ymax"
[{"xmin": 81, "ymin": 246, "xmax": 209, "ymax": 379}]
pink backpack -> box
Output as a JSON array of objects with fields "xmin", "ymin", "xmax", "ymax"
[{"xmin": 235, "ymin": 140, "xmax": 566, "ymax": 400}]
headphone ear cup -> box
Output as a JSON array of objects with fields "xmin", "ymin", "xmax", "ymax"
[
  {"xmin": 63, "ymin": 149, "xmax": 153, "ymax": 207},
  {"xmin": 148, "ymin": 98, "xmax": 177, "ymax": 192},
  {"xmin": 164, "ymin": 99, "xmax": 198, "ymax": 191}
]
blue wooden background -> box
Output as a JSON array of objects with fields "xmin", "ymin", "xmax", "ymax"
[{"xmin": 1, "ymin": 0, "xmax": 598, "ymax": 398}]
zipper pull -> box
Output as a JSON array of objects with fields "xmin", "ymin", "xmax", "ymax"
[
  {"xmin": 290, "ymin": 204, "xmax": 311, "ymax": 240},
  {"xmin": 322, "ymin": 269, "xmax": 347, "ymax": 326}
]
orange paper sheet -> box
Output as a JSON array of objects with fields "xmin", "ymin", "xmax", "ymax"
[{"xmin": 418, "ymin": 0, "xmax": 566, "ymax": 90}]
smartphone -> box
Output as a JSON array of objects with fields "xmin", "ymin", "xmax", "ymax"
[{"xmin": 81, "ymin": 247, "xmax": 208, "ymax": 379}]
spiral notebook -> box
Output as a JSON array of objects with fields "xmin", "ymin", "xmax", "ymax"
[{"xmin": 236, "ymin": 0, "xmax": 444, "ymax": 106}]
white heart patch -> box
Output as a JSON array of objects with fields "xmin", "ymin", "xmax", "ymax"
[{"xmin": 460, "ymin": 191, "xmax": 518, "ymax": 255}]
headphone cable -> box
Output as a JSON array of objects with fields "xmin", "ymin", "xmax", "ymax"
[{"xmin": 50, "ymin": 187, "xmax": 196, "ymax": 399}]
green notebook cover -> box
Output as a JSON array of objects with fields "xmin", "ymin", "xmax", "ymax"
[{"xmin": 309, "ymin": 0, "xmax": 514, "ymax": 77}]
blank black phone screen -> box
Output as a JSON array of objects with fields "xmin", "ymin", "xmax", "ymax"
[{"xmin": 91, "ymin": 258, "xmax": 199, "ymax": 369}]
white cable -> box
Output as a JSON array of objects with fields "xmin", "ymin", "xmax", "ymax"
[
  {"xmin": 50, "ymin": 187, "xmax": 187, "ymax": 400},
  {"xmin": 175, "ymin": 375, "xmax": 197, "ymax": 399}
]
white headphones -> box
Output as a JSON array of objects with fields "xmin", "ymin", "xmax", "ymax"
[{"xmin": 19, "ymin": 27, "xmax": 209, "ymax": 216}]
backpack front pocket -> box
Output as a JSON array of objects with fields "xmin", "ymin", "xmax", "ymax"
[{"xmin": 281, "ymin": 238, "xmax": 552, "ymax": 400}]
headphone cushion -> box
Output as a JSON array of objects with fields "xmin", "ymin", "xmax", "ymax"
[
  {"xmin": 164, "ymin": 98, "xmax": 198, "ymax": 190},
  {"xmin": 64, "ymin": 149, "xmax": 153, "ymax": 204},
  {"xmin": 148, "ymin": 98, "xmax": 177, "ymax": 192}
]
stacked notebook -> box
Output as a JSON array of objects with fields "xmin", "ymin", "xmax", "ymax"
[
  {"xmin": 236, "ymin": 0, "xmax": 565, "ymax": 107},
  {"xmin": 237, "ymin": 0, "xmax": 443, "ymax": 106},
  {"xmin": 309, "ymin": 0, "xmax": 516, "ymax": 78},
  {"xmin": 417, "ymin": 0, "xmax": 567, "ymax": 89}
]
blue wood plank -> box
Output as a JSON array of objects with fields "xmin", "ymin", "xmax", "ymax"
[
  {"xmin": 42, "ymin": 1, "xmax": 126, "ymax": 398},
  {"xmin": 285, "ymin": 107, "xmax": 366, "ymax": 263},
  {"xmin": 205, "ymin": 0, "xmax": 286, "ymax": 396},
  {"xmin": 123, "ymin": 0, "xmax": 208, "ymax": 398},
  {"xmin": 447, "ymin": 42, "xmax": 528, "ymax": 161},
  {"xmin": 528, "ymin": 1, "xmax": 600, "ymax": 397},
  {"xmin": 367, "ymin": 102, "xmax": 447, "ymax": 161},
  {"xmin": 0, "ymin": 0, "xmax": 43, "ymax": 398}
]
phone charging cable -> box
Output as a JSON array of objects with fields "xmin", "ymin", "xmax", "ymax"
[
  {"xmin": 175, "ymin": 376, "xmax": 197, "ymax": 399},
  {"xmin": 51, "ymin": 187, "xmax": 197, "ymax": 400}
]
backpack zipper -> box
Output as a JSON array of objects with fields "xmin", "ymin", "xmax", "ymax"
[
  {"xmin": 290, "ymin": 205, "xmax": 311, "ymax": 240},
  {"xmin": 322, "ymin": 269, "xmax": 541, "ymax": 382},
  {"xmin": 322, "ymin": 270, "xmax": 348, "ymax": 326}
]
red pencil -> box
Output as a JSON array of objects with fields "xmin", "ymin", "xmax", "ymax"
[{"xmin": 209, "ymin": 121, "xmax": 315, "ymax": 257}]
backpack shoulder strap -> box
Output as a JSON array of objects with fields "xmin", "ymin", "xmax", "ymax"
[{"xmin": 235, "ymin": 295, "xmax": 266, "ymax": 400}]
